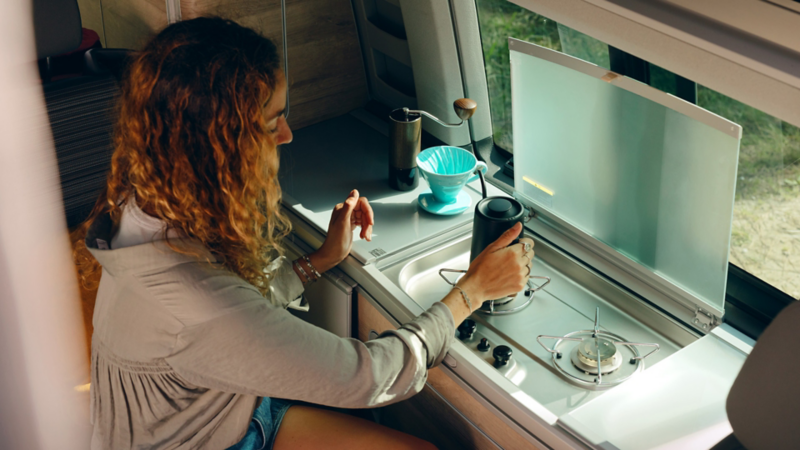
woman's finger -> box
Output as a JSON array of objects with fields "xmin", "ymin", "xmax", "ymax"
[
  {"xmin": 359, "ymin": 197, "xmax": 374, "ymax": 225},
  {"xmin": 484, "ymin": 222, "xmax": 522, "ymax": 253},
  {"xmin": 341, "ymin": 190, "xmax": 360, "ymax": 224},
  {"xmin": 357, "ymin": 196, "xmax": 374, "ymax": 240}
]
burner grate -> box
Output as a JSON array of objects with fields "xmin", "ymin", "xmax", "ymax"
[
  {"xmin": 439, "ymin": 268, "xmax": 550, "ymax": 315},
  {"xmin": 537, "ymin": 307, "xmax": 660, "ymax": 389}
]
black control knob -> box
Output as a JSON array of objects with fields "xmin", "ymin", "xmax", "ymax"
[
  {"xmin": 478, "ymin": 338, "xmax": 491, "ymax": 352},
  {"xmin": 493, "ymin": 345, "xmax": 512, "ymax": 368},
  {"xmin": 457, "ymin": 319, "xmax": 477, "ymax": 340}
]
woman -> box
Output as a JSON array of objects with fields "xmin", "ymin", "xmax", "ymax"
[{"xmin": 75, "ymin": 17, "xmax": 535, "ymax": 450}]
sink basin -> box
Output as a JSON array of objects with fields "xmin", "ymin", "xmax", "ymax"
[{"xmin": 385, "ymin": 235, "xmax": 472, "ymax": 311}]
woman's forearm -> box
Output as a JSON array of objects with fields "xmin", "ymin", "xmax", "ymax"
[
  {"xmin": 441, "ymin": 277, "xmax": 485, "ymax": 325},
  {"xmin": 307, "ymin": 251, "xmax": 338, "ymax": 274},
  {"xmin": 291, "ymin": 252, "xmax": 338, "ymax": 284}
]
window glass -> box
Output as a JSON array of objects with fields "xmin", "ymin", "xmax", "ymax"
[
  {"xmin": 697, "ymin": 87, "xmax": 800, "ymax": 297},
  {"xmin": 476, "ymin": 0, "xmax": 605, "ymax": 152},
  {"xmin": 475, "ymin": 0, "xmax": 800, "ymax": 298}
]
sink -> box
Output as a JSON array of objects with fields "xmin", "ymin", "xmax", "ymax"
[{"xmin": 384, "ymin": 235, "xmax": 472, "ymax": 311}]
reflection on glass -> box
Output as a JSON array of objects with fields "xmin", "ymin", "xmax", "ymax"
[{"xmin": 511, "ymin": 42, "xmax": 741, "ymax": 310}]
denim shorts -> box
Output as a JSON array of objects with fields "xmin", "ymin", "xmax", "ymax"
[{"xmin": 227, "ymin": 397, "xmax": 295, "ymax": 450}]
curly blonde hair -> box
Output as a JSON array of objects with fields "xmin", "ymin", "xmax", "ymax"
[{"xmin": 74, "ymin": 17, "xmax": 291, "ymax": 295}]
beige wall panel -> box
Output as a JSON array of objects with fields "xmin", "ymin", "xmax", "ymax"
[
  {"xmin": 182, "ymin": 0, "xmax": 369, "ymax": 130},
  {"xmin": 77, "ymin": 0, "xmax": 106, "ymax": 47},
  {"xmin": 101, "ymin": 0, "xmax": 167, "ymax": 50}
]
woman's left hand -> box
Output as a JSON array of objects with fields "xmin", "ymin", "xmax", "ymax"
[{"xmin": 308, "ymin": 190, "xmax": 374, "ymax": 273}]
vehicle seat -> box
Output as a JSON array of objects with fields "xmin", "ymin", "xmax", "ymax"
[
  {"xmin": 36, "ymin": 0, "xmax": 130, "ymax": 229},
  {"xmin": 721, "ymin": 300, "xmax": 800, "ymax": 450}
]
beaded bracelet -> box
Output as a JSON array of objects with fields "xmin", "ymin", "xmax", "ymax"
[
  {"xmin": 301, "ymin": 255, "xmax": 323, "ymax": 279},
  {"xmin": 293, "ymin": 260, "xmax": 311, "ymax": 283},
  {"xmin": 453, "ymin": 285, "xmax": 472, "ymax": 312}
]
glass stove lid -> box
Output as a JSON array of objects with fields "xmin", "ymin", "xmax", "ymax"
[{"xmin": 510, "ymin": 38, "xmax": 742, "ymax": 313}]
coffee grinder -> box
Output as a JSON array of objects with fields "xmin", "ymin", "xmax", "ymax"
[{"xmin": 388, "ymin": 99, "xmax": 477, "ymax": 191}]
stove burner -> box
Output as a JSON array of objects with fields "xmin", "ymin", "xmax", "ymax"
[
  {"xmin": 578, "ymin": 336, "xmax": 617, "ymax": 362},
  {"xmin": 438, "ymin": 268, "xmax": 550, "ymax": 315},
  {"xmin": 537, "ymin": 307, "xmax": 660, "ymax": 389},
  {"xmin": 572, "ymin": 337, "xmax": 623, "ymax": 375}
]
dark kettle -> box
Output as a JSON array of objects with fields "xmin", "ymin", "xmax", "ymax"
[{"xmin": 470, "ymin": 196, "xmax": 527, "ymax": 262}]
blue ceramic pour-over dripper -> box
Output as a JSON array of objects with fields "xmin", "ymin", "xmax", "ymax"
[{"xmin": 417, "ymin": 146, "xmax": 488, "ymax": 206}]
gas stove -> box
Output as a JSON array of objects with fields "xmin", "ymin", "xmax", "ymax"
[
  {"xmin": 439, "ymin": 252, "xmax": 661, "ymax": 390},
  {"xmin": 536, "ymin": 307, "xmax": 659, "ymax": 389},
  {"xmin": 382, "ymin": 231, "xmax": 685, "ymax": 417}
]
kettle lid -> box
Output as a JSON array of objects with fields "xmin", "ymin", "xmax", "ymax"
[{"xmin": 477, "ymin": 197, "xmax": 524, "ymax": 220}]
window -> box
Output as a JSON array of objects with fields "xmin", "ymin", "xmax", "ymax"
[
  {"xmin": 475, "ymin": 0, "xmax": 608, "ymax": 152},
  {"xmin": 474, "ymin": 0, "xmax": 798, "ymax": 325}
]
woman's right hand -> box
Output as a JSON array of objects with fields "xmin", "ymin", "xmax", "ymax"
[{"xmin": 458, "ymin": 222, "xmax": 534, "ymax": 307}]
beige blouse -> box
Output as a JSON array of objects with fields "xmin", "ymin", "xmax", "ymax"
[{"xmin": 86, "ymin": 205, "xmax": 455, "ymax": 449}]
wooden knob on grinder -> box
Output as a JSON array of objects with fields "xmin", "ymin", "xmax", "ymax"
[{"xmin": 453, "ymin": 98, "xmax": 477, "ymax": 121}]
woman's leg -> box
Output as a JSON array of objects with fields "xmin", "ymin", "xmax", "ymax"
[{"xmin": 273, "ymin": 405, "xmax": 437, "ymax": 450}]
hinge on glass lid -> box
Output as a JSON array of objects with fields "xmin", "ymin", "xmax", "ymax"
[
  {"xmin": 512, "ymin": 192, "xmax": 538, "ymax": 223},
  {"xmin": 693, "ymin": 308, "xmax": 716, "ymax": 330}
]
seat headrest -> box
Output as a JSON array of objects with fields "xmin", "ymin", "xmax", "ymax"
[
  {"xmin": 33, "ymin": 0, "xmax": 82, "ymax": 59},
  {"xmin": 727, "ymin": 300, "xmax": 800, "ymax": 449}
]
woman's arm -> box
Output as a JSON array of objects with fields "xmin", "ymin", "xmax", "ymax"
[
  {"xmin": 165, "ymin": 224, "xmax": 532, "ymax": 408},
  {"xmin": 165, "ymin": 287, "xmax": 454, "ymax": 409},
  {"xmin": 303, "ymin": 190, "xmax": 374, "ymax": 279},
  {"xmin": 444, "ymin": 222, "xmax": 534, "ymax": 324}
]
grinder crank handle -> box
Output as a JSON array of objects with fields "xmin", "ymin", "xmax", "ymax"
[{"xmin": 403, "ymin": 98, "xmax": 477, "ymax": 127}]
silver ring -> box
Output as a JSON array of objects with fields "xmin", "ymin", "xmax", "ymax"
[
  {"xmin": 525, "ymin": 262, "xmax": 532, "ymax": 275},
  {"xmin": 523, "ymin": 242, "xmax": 532, "ymax": 253}
]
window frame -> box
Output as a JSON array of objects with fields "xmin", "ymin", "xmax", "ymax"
[{"xmin": 466, "ymin": 1, "xmax": 794, "ymax": 338}]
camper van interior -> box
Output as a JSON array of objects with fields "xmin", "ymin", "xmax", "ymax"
[{"xmin": 2, "ymin": 0, "xmax": 800, "ymax": 449}]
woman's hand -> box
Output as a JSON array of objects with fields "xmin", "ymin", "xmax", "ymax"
[
  {"xmin": 441, "ymin": 222, "xmax": 535, "ymax": 323},
  {"xmin": 308, "ymin": 190, "xmax": 374, "ymax": 273},
  {"xmin": 460, "ymin": 222, "xmax": 534, "ymax": 304}
]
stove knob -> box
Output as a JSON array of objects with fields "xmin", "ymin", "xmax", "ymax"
[
  {"xmin": 493, "ymin": 345, "xmax": 512, "ymax": 368},
  {"xmin": 478, "ymin": 338, "xmax": 491, "ymax": 352},
  {"xmin": 457, "ymin": 319, "xmax": 477, "ymax": 340}
]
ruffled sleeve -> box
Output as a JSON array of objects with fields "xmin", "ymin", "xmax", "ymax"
[{"xmin": 263, "ymin": 256, "xmax": 306, "ymax": 310}]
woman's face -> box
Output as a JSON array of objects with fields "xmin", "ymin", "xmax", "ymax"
[{"xmin": 264, "ymin": 74, "xmax": 293, "ymax": 146}]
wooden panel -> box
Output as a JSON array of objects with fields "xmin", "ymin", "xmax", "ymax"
[
  {"xmin": 426, "ymin": 367, "xmax": 542, "ymax": 449},
  {"xmin": 77, "ymin": 0, "xmax": 106, "ymax": 46},
  {"xmin": 181, "ymin": 0, "xmax": 369, "ymax": 130},
  {"xmin": 357, "ymin": 291, "xmax": 395, "ymax": 341},
  {"xmin": 356, "ymin": 293, "xmax": 543, "ymax": 450},
  {"xmin": 101, "ymin": 0, "xmax": 168, "ymax": 49},
  {"xmin": 381, "ymin": 385, "xmax": 499, "ymax": 450}
]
